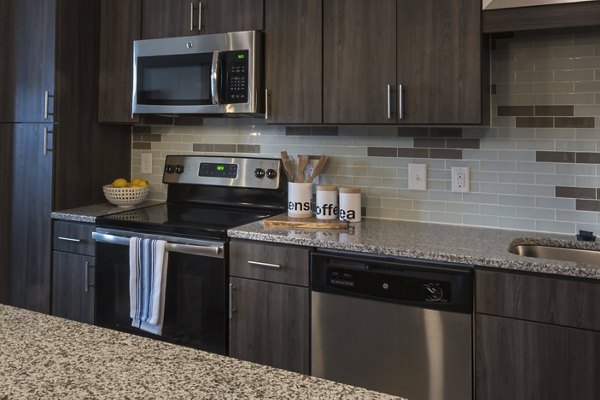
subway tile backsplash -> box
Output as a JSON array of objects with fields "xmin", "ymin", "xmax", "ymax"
[{"xmin": 131, "ymin": 29, "xmax": 600, "ymax": 235}]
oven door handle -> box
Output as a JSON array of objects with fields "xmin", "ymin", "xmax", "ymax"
[{"xmin": 92, "ymin": 231, "xmax": 224, "ymax": 258}]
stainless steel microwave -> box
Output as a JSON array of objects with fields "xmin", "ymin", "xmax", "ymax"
[{"xmin": 132, "ymin": 31, "xmax": 262, "ymax": 115}]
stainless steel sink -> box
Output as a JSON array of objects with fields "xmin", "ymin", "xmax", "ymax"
[{"xmin": 510, "ymin": 244, "xmax": 600, "ymax": 265}]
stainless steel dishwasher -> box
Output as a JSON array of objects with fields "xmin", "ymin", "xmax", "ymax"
[{"xmin": 311, "ymin": 251, "xmax": 473, "ymax": 400}]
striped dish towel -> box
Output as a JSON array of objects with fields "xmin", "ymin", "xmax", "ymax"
[{"xmin": 129, "ymin": 237, "xmax": 169, "ymax": 335}]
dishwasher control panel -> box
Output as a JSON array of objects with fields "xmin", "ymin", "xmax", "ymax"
[{"xmin": 312, "ymin": 251, "xmax": 473, "ymax": 314}]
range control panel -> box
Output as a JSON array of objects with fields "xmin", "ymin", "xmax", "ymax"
[{"xmin": 163, "ymin": 155, "xmax": 281, "ymax": 190}]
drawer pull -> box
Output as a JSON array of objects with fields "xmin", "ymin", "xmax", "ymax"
[
  {"xmin": 58, "ymin": 236, "xmax": 81, "ymax": 243},
  {"xmin": 248, "ymin": 260, "xmax": 281, "ymax": 269}
]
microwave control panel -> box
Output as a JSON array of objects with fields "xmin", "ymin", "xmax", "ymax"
[{"xmin": 223, "ymin": 50, "xmax": 249, "ymax": 104}]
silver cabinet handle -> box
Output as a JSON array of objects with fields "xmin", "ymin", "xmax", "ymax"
[
  {"xmin": 57, "ymin": 236, "xmax": 81, "ymax": 243},
  {"xmin": 386, "ymin": 84, "xmax": 392, "ymax": 120},
  {"xmin": 44, "ymin": 90, "xmax": 54, "ymax": 120},
  {"xmin": 190, "ymin": 2, "xmax": 194, "ymax": 31},
  {"xmin": 228, "ymin": 283, "xmax": 234, "ymax": 319},
  {"xmin": 398, "ymin": 84, "xmax": 404, "ymax": 120},
  {"xmin": 248, "ymin": 260, "xmax": 281, "ymax": 269},
  {"xmin": 84, "ymin": 261, "xmax": 93, "ymax": 293},
  {"xmin": 265, "ymin": 89, "xmax": 269, "ymax": 120},
  {"xmin": 43, "ymin": 127, "xmax": 53, "ymax": 155},
  {"xmin": 198, "ymin": 1, "xmax": 202, "ymax": 31}
]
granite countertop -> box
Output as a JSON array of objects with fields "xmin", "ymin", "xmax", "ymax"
[
  {"xmin": 0, "ymin": 305, "xmax": 401, "ymax": 400},
  {"xmin": 51, "ymin": 201, "xmax": 164, "ymax": 223},
  {"xmin": 228, "ymin": 217, "xmax": 600, "ymax": 280}
]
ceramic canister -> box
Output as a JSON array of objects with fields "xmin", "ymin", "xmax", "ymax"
[
  {"xmin": 287, "ymin": 182, "xmax": 313, "ymax": 218},
  {"xmin": 339, "ymin": 186, "xmax": 361, "ymax": 222},
  {"xmin": 315, "ymin": 185, "xmax": 338, "ymax": 220}
]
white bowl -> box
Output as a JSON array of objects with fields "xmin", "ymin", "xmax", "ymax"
[{"xmin": 103, "ymin": 185, "xmax": 149, "ymax": 208}]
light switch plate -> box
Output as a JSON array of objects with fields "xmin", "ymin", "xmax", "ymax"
[
  {"xmin": 408, "ymin": 163, "xmax": 427, "ymax": 191},
  {"xmin": 141, "ymin": 153, "xmax": 153, "ymax": 174}
]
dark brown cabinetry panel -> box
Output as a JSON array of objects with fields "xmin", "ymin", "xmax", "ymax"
[
  {"xmin": 397, "ymin": 0, "xmax": 481, "ymax": 124},
  {"xmin": 476, "ymin": 269, "xmax": 600, "ymax": 331},
  {"xmin": 0, "ymin": 0, "xmax": 55, "ymax": 123},
  {"xmin": 53, "ymin": 221, "xmax": 96, "ymax": 256},
  {"xmin": 476, "ymin": 314, "xmax": 600, "ymax": 400},
  {"xmin": 229, "ymin": 277, "xmax": 309, "ymax": 374},
  {"xmin": 265, "ymin": 0, "xmax": 322, "ymax": 124},
  {"xmin": 141, "ymin": 0, "xmax": 262, "ymax": 39},
  {"xmin": 0, "ymin": 126, "xmax": 12, "ymax": 304},
  {"xmin": 323, "ymin": 0, "xmax": 396, "ymax": 124},
  {"xmin": 52, "ymin": 251, "xmax": 95, "ymax": 324},
  {"xmin": 229, "ymin": 240, "xmax": 309, "ymax": 286},
  {"xmin": 9, "ymin": 124, "xmax": 53, "ymax": 313},
  {"xmin": 99, "ymin": 0, "xmax": 141, "ymax": 123}
]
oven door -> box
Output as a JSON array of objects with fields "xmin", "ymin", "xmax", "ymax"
[{"xmin": 93, "ymin": 229, "xmax": 227, "ymax": 355}]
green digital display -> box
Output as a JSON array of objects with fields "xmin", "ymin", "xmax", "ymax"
[
  {"xmin": 217, "ymin": 165, "xmax": 225, "ymax": 171},
  {"xmin": 237, "ymin": 54, "xmax": 245, "ymax": 59}
]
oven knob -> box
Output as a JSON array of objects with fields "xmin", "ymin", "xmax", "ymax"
[
  {"xmin": 175, "ymin": 165, "xmax": 184, "ymax": 174},
  {"xmin": 165, "ymin": 164, "xmax": 175, "ymax": 174},
  {"xmin": 424, "ymin": 283, "xmax": 444, "ymax": 302},
  {"xmin": 254, "ymin": 168, "xmax": 265, "ymax": 178},
  {"xmin": 266, "ymin": 169, "xmax": 277, "ymax": 179}
]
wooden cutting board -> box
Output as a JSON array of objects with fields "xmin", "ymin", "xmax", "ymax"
[{"xmin": 263, "ymin": 215, "xmax": 349, "ymax": 230}]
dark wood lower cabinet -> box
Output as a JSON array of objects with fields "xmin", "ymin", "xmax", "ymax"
[
  {"xmin": 52, "ymin": 251, "xmax": 95, "ymax": 324},
  {"xmin": 0, "ymin": 126, "xmax": 12, "ymax": 304},
  {"xmin": 229, "ymin": 277, "xmax": 309, "ymax": 374},
  {"xmin": 476, "ymin": 314, "xmax": 600, "ymax": 400}
]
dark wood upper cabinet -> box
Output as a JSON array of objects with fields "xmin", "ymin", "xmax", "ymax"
[
  {"xmin": 265, "ymin": 0, "xmax": 322, "ymax": 124},
  {"xmin": 8, "ymin": 123, "xmax": 53, "ymax": 313},
  {"xmin": 397, "ymin": 0, "xmax": 481, "ymax": 124},
  {"xmin": 141, "ymin": 0, "xmax": 263, "ymax": 39},
  {"xmin": 324, "ymin": 0, "xmax": 482, "ymax": 125},
  {"xmin": 323, "ymin": 0, "xmax": 396, "ymax": 124},
  {"xmin": 98, "ymin": 0, "xmax": 141, "ymax": 123},
  {"xmin": 0, "ymin": 0, "xmax": 56, "ymax": 123}
]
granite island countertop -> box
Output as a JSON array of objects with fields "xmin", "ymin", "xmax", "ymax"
[
  {"xmin": 51, "ymin": 201, "xmax": 164, "ymax": 223},
  {"xmin": 0, "ymin": 305, "xmax": 402, "ymax": 400},
  {"xmin": 228, "ymin": 217, "xmax": 600, "ymax": 280}
]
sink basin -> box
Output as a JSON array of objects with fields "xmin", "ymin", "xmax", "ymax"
[{"xmin": 510, "ymin": 244, "xmax": 600, "ymax": 265}]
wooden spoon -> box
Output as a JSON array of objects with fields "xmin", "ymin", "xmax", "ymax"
[
  {"xmin": 297, "ymin": 155, "xmax": 309, "ymax": 183},
  {"xmin": 280, "ymin": 151, "xmax": 295, "ymax": 182},
  {"xmin": 307, "ymin": 155, "xmax": 328, "ymax": 183}
]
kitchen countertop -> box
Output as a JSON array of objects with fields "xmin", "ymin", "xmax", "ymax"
[
  {"xmin": 51, "ymin": 201, "xmax": 164, "ymax": 223},
  {"xmin": 0, "ymin": 304, "xmax": 401, "ymax": 400},
  {"xmin": 228, "ymin": 217, "xmax": 600, "ymax": 280}
]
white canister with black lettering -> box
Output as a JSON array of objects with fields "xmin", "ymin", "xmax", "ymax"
[
  {"xmin": 339, "ymin": 186, "xmax": 361, "ymax": 222},
  {"xmin": 315, "ymin": 185, "xmax": 338, "ymax": 220},
  {"xmin": 287, "ymin": 182, "xmax": 313, "ymax": 218}
]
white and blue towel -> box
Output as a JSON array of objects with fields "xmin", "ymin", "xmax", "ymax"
[{"xmin": 129, "ymin": 237, "xmax": 169, "ymax": 335}]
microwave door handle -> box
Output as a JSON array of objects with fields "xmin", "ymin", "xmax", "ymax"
[{"xmin": 211, "ymin": 51, "xmax": 221, "ymax": 105}]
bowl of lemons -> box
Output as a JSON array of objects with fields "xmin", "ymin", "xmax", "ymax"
[{"xmin": 103, "ymin": 177, "xmax": 150, "ymax": 207}]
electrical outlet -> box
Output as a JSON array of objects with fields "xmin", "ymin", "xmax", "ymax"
[
  {"xmin": 141, "ymin": 153, "xmax": 153, "ymax": 174},
  {"xmin": 451, "ymin": 167, "xmax": 470, "ymax": 193},
  {"xmin": 304, "ymin": 159, "xmax": 320, "ymax": 184},
  {"xmin": 408, "ymin": 163, "xmax": 427, "ymax": 191}
]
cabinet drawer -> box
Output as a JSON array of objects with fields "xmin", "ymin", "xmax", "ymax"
[
  {"xmin": 476, "ymin": 269, "xmax": 600, "ymax": 331},
  {"xmin": 53, "ymin": 221, "xmax": 95, "ymax": 256},
  {"xmin": 229, "ymin": 240, "xmax": 309, "ymax": 286}
]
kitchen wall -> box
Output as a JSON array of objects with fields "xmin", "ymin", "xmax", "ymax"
[{"xmin": 132, "ymin": 29, "xmax": 600, "ymax": 235}]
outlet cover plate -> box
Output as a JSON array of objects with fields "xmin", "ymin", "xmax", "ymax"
[
  {"xmin": 141, "ymin": 153, "xmax": 153, "ymax": 174},
  {"xmin": 408, "ymin": 163, "xmax": 427, "ymax": 191},
  {"xmin": 451, "ymin": 166, "xmax": 470, "ymax": 193}
]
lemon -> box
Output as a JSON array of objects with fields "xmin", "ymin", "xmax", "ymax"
[
  {"xmin": 132, "ymin": 177, "xmax": 149, "ymax": 188},
  {"xmin": 138, "ymin": 180, "xmax": 149, "ymax": 188},
  {"xmin": 112, "ymin": 178, "xmax": 128, "ymax": 188}
]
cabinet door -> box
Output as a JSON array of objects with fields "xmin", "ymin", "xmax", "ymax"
[
  {"xmin": 397, "ymin": 0, "xmax": 481, "ymax": 124},
  {"xmin": 202, "ymin": 0, "xmax": 263, "ymax": 34},
  {"xmin": 141, "ymin": 0, "xmax": 194, "ymax": 39},
  {"xmin": 265, "ymin": 0, "xmax": 322, "ymax": 124},
  {"xmin": 229, "ymin": 277, "xmax": 309, "ymax": 374},
  {"xmin": 323, "ymin": 0, "xmax": 396, "ymax": 124},
  {"xmin": 476, "ymin": 314, "xmax": 600, "ymax": 399},
  {"xmin": 9, "ymin": 124, "xmax": 53, "ymax": 313},
  {"xmin": 0, "ymin": 0, "xmax": 56, "ymax": 123},
  {"xmin": 99, "ymin": 0, "xmax": 141, "ymax": 123},
  {"xmin": 0, "ymin": 125, "xmax": 12, "ymax": 303},
  {"xmin": 52, "ymin": 251, "xmax": 95, "ymax": 324}
]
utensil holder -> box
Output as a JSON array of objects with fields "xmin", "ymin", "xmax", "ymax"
[{"xmin": 288, "ymin": 182, "xmax": 313, "ymax": 218}]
